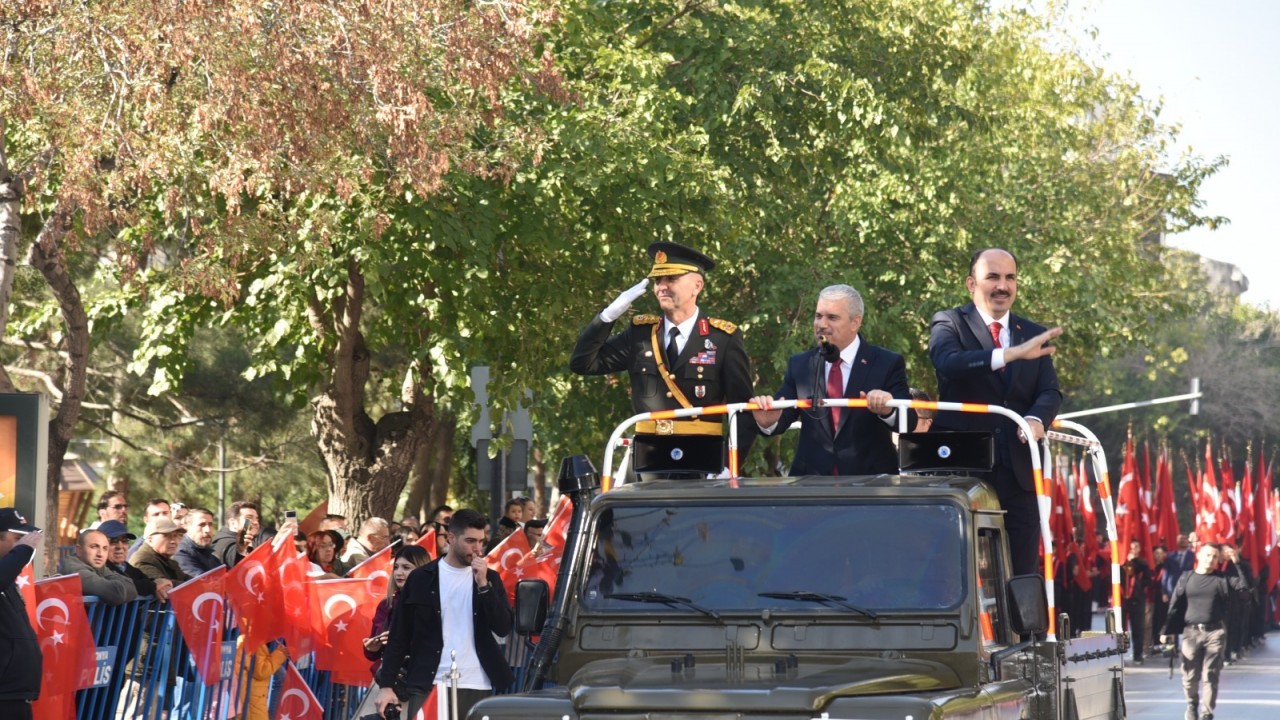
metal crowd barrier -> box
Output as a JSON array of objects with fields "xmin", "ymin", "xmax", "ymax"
[{"xmin": 72, "ymin": 593, "xmax": 527, "ymax": 719}]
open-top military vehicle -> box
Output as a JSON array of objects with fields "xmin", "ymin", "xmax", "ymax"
[{"xmin": 474, "ymin": 399, "xmax": 1129, "ymax": 720}]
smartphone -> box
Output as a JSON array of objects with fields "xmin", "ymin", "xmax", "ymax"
[{"xmin": 285, "ymin": 509, "xmax": 297, "ymax": 522}]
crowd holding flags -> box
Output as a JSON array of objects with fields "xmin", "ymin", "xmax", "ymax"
[
  {"xmin": 16, "ymin": 497, "xmax": 573, "ymax": 720},
  {"xmin": 1053, "ymin": 432, "xmax": 1280, "ymax": 638}
]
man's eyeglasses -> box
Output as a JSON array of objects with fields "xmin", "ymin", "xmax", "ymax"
[{"xmin": 109, "ymin": 504, "xmax": 129, "ymax": 510}]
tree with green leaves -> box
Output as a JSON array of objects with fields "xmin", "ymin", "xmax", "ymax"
[{"xmin": 4, "ymin": 0, "xmax": 1225, "ymax": 526}]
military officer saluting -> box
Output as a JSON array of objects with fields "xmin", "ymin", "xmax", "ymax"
[{"xmin": 570, "ymin": 242, "xmax": 754, "ymax": 474}]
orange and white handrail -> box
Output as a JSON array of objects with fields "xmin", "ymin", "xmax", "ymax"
[{"xmin": 600, "ymin": 399, "xmax": 1058, "ymax": 641}]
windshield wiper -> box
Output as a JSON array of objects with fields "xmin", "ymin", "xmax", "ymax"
[
  {"xmin": 606, "ymin": 591, "xmax": 724, "ymax": 622},
  {"xmin": 758, "ymin": 591, "xmax": 878, "ymax": 620}
]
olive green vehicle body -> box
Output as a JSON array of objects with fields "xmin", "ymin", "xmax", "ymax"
[{"xmin": 472, "ymin": 474, "xmax": 1127, "ymax": 720}]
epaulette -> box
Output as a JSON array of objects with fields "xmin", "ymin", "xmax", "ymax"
[
  {"xmin": 632, "ymin": 314, "xmax": 661, "ymax": 325},
  {"xmin": 708, "ymin": 317, "xmax": 738, "ymax": 334}
]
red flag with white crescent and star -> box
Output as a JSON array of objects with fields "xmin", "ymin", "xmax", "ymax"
[
  {"xmin": 273, "ymin": 539, "xmax": 316, "ymax": 656},
  {"xmin": 485, "ymin": 527, "xmax": 532, "ymax": 575},
  {"xmin": 226, "ymin": 539, "xmax": 282, "ymax": 653},
  {"xmin": 17, "ymin": 561, "xmax": 37, "ymax": 630},
  {"xmin": 310, "ymin": 577, "xmax": 377, "ymax": 685},
  {"xmin": 414, "ymin": 527, "xmax": 438, "ymax": 559},
  {"xmin": 347, "ymin": 542, "xmax": 396, "ymax": 602},
  {"xmin": 31, "ymin": 574, "xmax": 97, "ymax": 720},
  {"xmin": 501, "ymin": 496, "xmax": 573, "ymax": 603},
  {"xmin": 275, "ymin": 661, "xmax": 324, "ymax": 720},
  {"xmin": 170, "ymin": 566, "xmax": 229, "ymax": 685}
]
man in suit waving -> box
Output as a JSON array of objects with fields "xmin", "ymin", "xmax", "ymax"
[
  {"xmin": 929, "ymin": 247, "xmax": 1062, "ymax": 576},
  {"xmin": 751, "ymin": 284, "xmax": 913, "ymax": 476}
]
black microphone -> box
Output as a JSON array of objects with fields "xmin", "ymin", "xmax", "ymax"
[{"xmin": 817, "ymin": 335, "xmax": 841, "ymax": 363}]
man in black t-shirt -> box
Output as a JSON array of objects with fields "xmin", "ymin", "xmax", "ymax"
[{"xmin": 1160, "ymin": 543, "xmax": 1250, "ymax": 720}]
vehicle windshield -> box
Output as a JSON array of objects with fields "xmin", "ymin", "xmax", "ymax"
[{"xmin": 581, "ymin": 501, "xmax": 965, "ymax": 613}]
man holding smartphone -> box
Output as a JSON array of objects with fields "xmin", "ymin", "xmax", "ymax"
[{"xmin": 373, "ymin": 509, "xmax": 513, "ymax": 720}]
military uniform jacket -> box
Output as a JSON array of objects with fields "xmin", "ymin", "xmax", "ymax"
[
  {"xmin": 929, "ymin": 303, "xmax": 1062, "ymax": 490},
  {"xmin": 570, "ymin": 310, "xmax": 754, "ymax": 414}
]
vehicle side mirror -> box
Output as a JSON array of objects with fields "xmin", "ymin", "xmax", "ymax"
[
  {"xmin": 515, "ymin": 579, "xmax": 549, "ymax": 635},
  {"xmin": 1005, "ymin": 574, "xmax": 1048, "ymax": 637}
]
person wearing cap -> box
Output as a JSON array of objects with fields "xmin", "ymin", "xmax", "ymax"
[
  {"xmin": 60, "ymin": 528, "xmax": 139, "ymax": 607},
  {"xmin": 127, "ymin": 498, "xmax": 173, "ymax": 559},
  {"xmin": 129, "ymin": 517, "xmax": 192, "ymax": 588},
  {"xmin": 97, "ymin": 519, "xmax": 169, "ymax": 600},
  {"xmin": 570, "ymin": 241, "xmax": 755, "ymax": 474},
  {"xmin": 0, "ymin": 507, "xmax": 44, "ymax": 717},
  {"xmin": 750, "ymin": 284, "xmax": 915, "ymax": 476}
]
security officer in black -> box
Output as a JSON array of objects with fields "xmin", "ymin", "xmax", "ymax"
[
  {"xmin": 570, "ymin": 242, "xmax": 754, "ymax": 474},
  {"xmin": 0, "ymin": 508, "xmax": 43, "ymax": 720}
]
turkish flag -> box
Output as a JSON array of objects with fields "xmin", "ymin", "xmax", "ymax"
[
  {"xmin": 1076, "ymin": 458, "xmax": 1098, "ymax": 563},
  {"xmin": 1115, "ymin": 438, "xmax": 1142, "ymax": 558},
  {"xmin": 502, "ymin": 497, "xmax": 573, "ymax": 604},
  {"xmin": 17, "ymin": 561, "xmax": 36, "ymax": 630},
  {"xmin": 226, "ymin": 539, "xmax": 282, "ymax": 653},
  {"xmin": 272, "ymin": 538, "xmax": 316, "ymax": 657},
  {"xmin": 170, "ymin": 566, "xmax": 229, "ymax": 685},
  {"xmin": 414, "ymin": 684, "xmax": 446, "ymax": 720},
  {"xmin": 415, "ymin": 527, "xmax": 438, "ymax": 559},
  {"xmin": 1196, "ymin": 441, "xmax": 1221, "ymax": 543},
  {"xmin": 32, "ymin": 574, "xmax": 96, "ymax": 720},
  {"xmin": 347, "ymin": 543, "xmax": 395, "ymax": 602},
  {"xmin": 486, "ymin": 527, "xmax": 532, "ymax": 575},
  {"xmin": 1153, "ymin": 447, "xmax": 1180, "ymax": 550},
  {"xmin": 276, "ymin": 661, "xmax": 324, "ymax": 720},
  {"xmin": 1217, "ymin": 453, "xmax": 1238, "ymax": 545},
  {"xmin": 311, "ymin": 577, "xmax": 377, "ymax": 685}
]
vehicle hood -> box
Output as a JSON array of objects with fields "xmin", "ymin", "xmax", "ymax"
[{"xmin": 568, "ymin": 655, "xmax": 962, "ymax": 712}]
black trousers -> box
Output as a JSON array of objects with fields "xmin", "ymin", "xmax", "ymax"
[
  {"xmin": 0, "ymin": 699, "xmax": 34, "ymax": 720},
  {"xmin": 1124, "ymin": 598, "xmax": 1146, "ymax": 661},
  {"xmin": 989, "ymin": 466, "xmax": 1041, "ymax": 578}
]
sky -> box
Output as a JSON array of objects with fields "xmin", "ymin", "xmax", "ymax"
[{"xmin": 1061, "ymin": 1, "xmax": 1280, "ymax": 309}]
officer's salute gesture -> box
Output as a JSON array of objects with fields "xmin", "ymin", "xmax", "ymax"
[{"xmin": 570, "ymin": 242, "xmax": 756, "ymax": 475}]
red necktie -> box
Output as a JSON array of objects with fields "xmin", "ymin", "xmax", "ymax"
[
  {"xmin": 989, "ymin": 321, "xmax": 1003, "ymax": 348},
  {"xmin": 826, "ymin": 360, "xmax": 843, "ymax": 427}
]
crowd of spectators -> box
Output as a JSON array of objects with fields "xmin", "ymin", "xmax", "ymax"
[{"xmin": 6, "ymin": 490, "xmax": 550, "ymax": 719}]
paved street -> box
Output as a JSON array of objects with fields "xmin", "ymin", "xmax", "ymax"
[{"xmin": 1123, "ymin": 636, "xmax": 1280, "ymax": 719}]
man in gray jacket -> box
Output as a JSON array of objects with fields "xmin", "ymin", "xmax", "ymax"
[{"xmin": 60, "ymin": 529, "xmax": 138, "ymax": 607}]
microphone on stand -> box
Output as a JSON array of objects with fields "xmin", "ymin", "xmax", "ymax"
[
  {"xmin": 810, "ymin": 335, "xmax": 840, "ymax": 418},
  {"xmin": 817, "ymin": 335, "xmax": 841, "ymax": 363}
]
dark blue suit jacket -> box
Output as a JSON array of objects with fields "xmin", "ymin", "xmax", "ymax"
[
  {"xmin": 929, "ymin": 303, "xmax": 1062, "ymax": 490},
  {"xmin": 761, "ymin": 339, "xmax": 911, "ymax": 476}
]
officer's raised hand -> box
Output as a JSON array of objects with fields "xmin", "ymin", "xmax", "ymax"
[{"xmin": 600, "ymin": 279, "xmax": 650, "ymax": 323}]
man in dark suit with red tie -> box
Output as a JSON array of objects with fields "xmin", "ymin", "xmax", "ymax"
[
  {"xmin": 751, "ymin": 284, "xmax": 913, "ymax": 476},
  {"xmin": 929, "ymin": 248, "xmax": 1063, "ymax": 576}
]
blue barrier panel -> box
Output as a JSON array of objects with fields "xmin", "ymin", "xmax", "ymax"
[{"xmin": 73, "ymin": 594, "xmax": 528, "ymax": 719}]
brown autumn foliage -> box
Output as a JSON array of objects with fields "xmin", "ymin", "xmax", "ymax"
[{"xmin": 1, "ymin": 0, "xmax": 563, "ymax": 531}]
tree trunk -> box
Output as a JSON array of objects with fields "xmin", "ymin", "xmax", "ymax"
[
  {"xmin": 311, "ymin": 256, "xmax": 434, "ymax": 523},
  {"xmin": 0, "ymin": 122, "xmax": 27, "ymax": 392},
  {"xmin": 28, "ymin": 204, "xmax": 89, "ymax": 573},
  {"xmin": 531, "ymin": 445, "xmax": 548, "ymax": 517},
  {"xmin": 403, "ymin": 428, "xmax": 437, "ymax": 523},
  {"xmin": 427, "ymin": 420, "xmax": 455, "ymax": 511}
]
